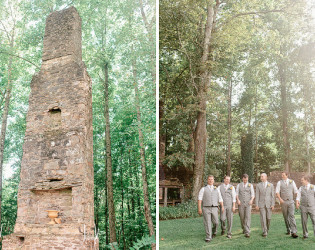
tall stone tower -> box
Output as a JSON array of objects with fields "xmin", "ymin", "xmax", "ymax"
[{"xmin": 3, "ymin": 7, "xmax": 98, "ymax": 249}]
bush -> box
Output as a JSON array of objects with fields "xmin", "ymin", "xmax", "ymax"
[{"xmin": 159, "ymin": 200, "xmax": 199, "ymax": 220}]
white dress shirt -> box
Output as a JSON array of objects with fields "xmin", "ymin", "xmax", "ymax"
[
  {"xmin": 296, "ymin": 183, "xmax": 311, "ymax": 201},
  {"xmin": 198, "ymin": 185, "xmax": 223, "ymax": 202},
  {"xmin": 262, "ymin": 181, "xmax": 268, "ymax": 188},
  {"xmin": 236, "ymin": 182, "xmax": 255, "ymax": 198},
  {"xmin": 275, "ymin": 179, "xmax": 298, "ymax": 194}
]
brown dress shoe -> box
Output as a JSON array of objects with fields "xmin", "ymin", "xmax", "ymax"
[
  {"xmin": 221, "ymin": 230, "xmax": 225, "ymax": 235},
  {"xmin": 245, "ymin": 234, "xmax": 250, "ymax": 238},
  {"xmin": 291, "ymin": 233, "xmax": 298, "ymax": 238}
]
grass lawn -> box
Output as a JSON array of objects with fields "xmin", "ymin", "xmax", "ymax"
[{"xmin": 159, "ymin": 212, "xmax": 315, "ymax": 249}]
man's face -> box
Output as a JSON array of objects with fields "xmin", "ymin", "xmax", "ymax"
[
  {"xmin": 207, "ymin": 176, "xmax": 214, "ymax": 185},
  {"xmin": 301, "ymin": 178, "xmax": 308, "ymax": 186},
  {"xmin": 242, "ymin": 177, "xmax": 248, "ymax": 184},
  {"xmin": 260, "ymin": 174, "xmax": 267, "ymax": 182},
  {"xmin": 224, "ymin": 177, "xmax": 230, "ymax": 185},
  {"xmin": 281, "ymin": 173, "xmax": 288, "ymax": 180}
]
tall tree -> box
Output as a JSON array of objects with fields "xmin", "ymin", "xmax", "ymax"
[
  {"xmin": 103, "ymin": 62, "xmax": 117, "ymax": 243},
  {"xmin": 132, "ymin": 59, "xmax": 155, "ymax": 238}
]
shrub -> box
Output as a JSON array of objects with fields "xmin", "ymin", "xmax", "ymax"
[{"xmin": 159, "ymin": 200, "xmax": 199, "ymax": 220}]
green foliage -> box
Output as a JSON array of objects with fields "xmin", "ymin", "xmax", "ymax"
[
  {"xmin": 159, "ymin": 200, "xmax": 199, "ymax": 220},
  {"xmin": 130, "ymin": 235, "xmax": 156, "ymax": 250},
  {"xmin": 160, "ymin": 0, "xmax": 315, "ymax": 187}
]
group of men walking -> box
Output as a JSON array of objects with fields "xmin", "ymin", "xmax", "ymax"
[{"xmin": 198, "ymin": 172, "xmax": 315, "ymax": 243}]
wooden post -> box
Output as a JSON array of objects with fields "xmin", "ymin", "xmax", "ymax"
[{"xmin": 164, "ymin": 187, "xmax": 168, "ymax": 207}]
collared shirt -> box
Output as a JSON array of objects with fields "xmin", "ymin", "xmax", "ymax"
[
  {"xmin": 262, "ymin": 181, "xmax": 268, "ymax": 189},
  {"xmin": 198, "ymin": 185, "xmax": 223, "ymax": 202},
  {"xmin": 222, "ymin": 184, "xmax": 236, "ymax": 202},
  {"xmin": 296, "ymin": 183, "xmax": 311, "ymax": 201},
  {"xmin": 275, "ymin": 179, "xmax": 298, "ymax": 194},
  {"xmin": 236, "ymin": 182, "xmax": 255, "ymax": 198}
]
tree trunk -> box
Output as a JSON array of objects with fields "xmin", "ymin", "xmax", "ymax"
[
  {"xmin": 0, "ymin": 53, "xmax": 13, "ymax": 226},
  {"xmin": 226, "ymin": 78, "xmax": 232, "ymax": 176},
  {"xmin": 241, "ymin": 133, "xmax": 254, "ymax": 182},
  {"xmin": 120, "ymin": 159, "xmax": 126, "ymax": 249},
  {"xmin": 159, "ymin": 99, "xmax": 166, "ymax": 166},
  {"xmin": 104, "ymin": 162, "xmax": 109, "ymax": 245},
  {"xmin": 191, "ymin": 2, "xmax": 216, "ymax": 201},
  {"xmin": 132, "ymin": 60, "xmax": 155, "ymax": 238},
  {"xmin": 103, "ymin": 63, "xmax": 117, "ymax": 243},
  {"xmin": 278, "ymin": 61, "xmax": 291, "ymax": 173}
]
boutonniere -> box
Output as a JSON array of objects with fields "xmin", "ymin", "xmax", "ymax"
[
  {"xmin": 214, "ymin": 186, "xmax": 217, "ymax": 189},
  {"xmin": 248, "ymin": 184, "xmax": 251, "ymax": 187},
  {"xmin": 311, "ymin": 185, "xmax": 314, "ymax": 190},
  {"xmin": 289, "ymin": 180, "xmax": 293, "ymax": 184},
  {"xmin": 268, "ymin": 184, "xmax": 271, "ymax": 187},
  {"xmin": 230, "ymin": 186, "xmax": 233, "ymax": 190}
]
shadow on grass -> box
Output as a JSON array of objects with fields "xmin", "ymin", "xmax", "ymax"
[{"xmin": 160, "ymin": 213, "xmax": 315, "ymax": 249}]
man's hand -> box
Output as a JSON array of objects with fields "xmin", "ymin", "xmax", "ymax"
[
  {"xmin": 237, "ymin": 200, "xmax": 241, "ymax": 206},
  {"xmin": 221, "ymin": 206, "xmax": 224, "ymax": 213},
  {"xmin": 255, "ymin": 206, "xmax": 259, "ymax": 211},
  {"xmin": 280, "ymin": 198, "xmax": 284, "ymax": 204},
  {"xmin": 296, "ymin": 201, "xmax": 300, "ymax": 209},
  {"xmin": 198, "ymin": 209, "xmax": 203, "ymax": 215},
  {"xmin": 271, "ymin": 206, "xmax": 274, "ymax": 210},
  {"xmin": 232, "ymin": 206, "xmax": 236, "ymax": 213},
  {"xmin": 249, "ymin": 200, "xmax": 253, "ymax": 205}
]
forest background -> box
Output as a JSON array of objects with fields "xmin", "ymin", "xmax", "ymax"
[
  {"xmin": 160, "ymin": 0, "xmax": 315, "ymax": 201},
  {"xmin": 0, "ymin": 0, "xmax": 156, "ymax": 249}
]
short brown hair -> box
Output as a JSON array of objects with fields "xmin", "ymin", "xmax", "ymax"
[
  {"xmin": 242, "ymin": 174, "xmax": 249, "ymax": 179},
  {"xmin": 282, "ymin": 171, "xmax": 289, "ymax": 177},
  {"xmin": 224, "ymin": 175, "xmax": 231, "ymax": 179},
  {"xmin": 302, "ymin": 176, "xmax": 311, "ymax": 182},
  {"xmin": 207, "ymin": 175, "xmax": 214, "ymax": 179}
]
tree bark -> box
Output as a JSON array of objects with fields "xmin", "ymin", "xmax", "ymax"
[
  {"xmin": 103, "ymin": 63, "xmax": 117, "ymax": 243},
  {"xmin": 226, "ymin": 78, "xmax": 232, "ymax": 176},
  {"xmin": 191, "ymin": 1, "xmax": 217, "ymax": 201},
  {"xmin": 278, "ymin": 61, "xmax": 291, "ymax": 173},
  {"xmin": 120, "ymin": 159, "xmax": 126, "ymax": 249},
  {"xmin": 159, "ymin": 99, "xmax": 166, "ymax": 166},
  {"xmin": 132, "ymin": 60, "xmax": 155, "ymax": 238}
]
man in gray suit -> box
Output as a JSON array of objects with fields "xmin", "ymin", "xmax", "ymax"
[
  {"xmin": 198, "ymin": 175, "xmax": 224, "ymax": 243},
  {"xmin": 219, "ymin": 176, "xmax": 236, "ymax": 239},
  {"xmin": 236, "ymin": 174, "xmax": 255, "ymax": 238},
  {"xmin": 276, "ymin": 171, "xmax": 298, "ymax": 238},
  {"xmin": 255, "ymin": 173, "xmax": 275, "ymax": 237},
  {"xmin": 296, "ymin": 176, "xmax": 315, "ymax": 239}
]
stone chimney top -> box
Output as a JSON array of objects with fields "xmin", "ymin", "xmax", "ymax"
[{"xmin": 42, "ymin": 6, "xmax": 82, "ymax": 62}]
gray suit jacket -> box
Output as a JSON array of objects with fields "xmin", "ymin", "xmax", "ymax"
[{"xmin": 255, "ymin": 182, "xmax": 275, "ymax": 208}]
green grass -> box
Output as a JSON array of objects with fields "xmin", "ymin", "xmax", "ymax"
[{"xmin": 159, "ymin": 212, "xmax": 315, "ymax": 249}]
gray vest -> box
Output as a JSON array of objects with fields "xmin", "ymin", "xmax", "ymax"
[
  {"xmin": 202, "ymin": 186, "xmax": 219, "ymax": 206},
  {"xmin": 300, "ymin": 185, "xmax": 315, "ymax": 207},
  {"xmin": 220, "ymin": 184, "xmax": 233, "ymax": 208},
  {"xmin": 256, "ymin": 182, "xmax": 274, "ymax": 208},
  {"xmin": 238, "ymin": 183, "xmax": 252, "ymax": 205},
  {"xmin": 280, "ymin": 180, "xmax": 294, "ymax": 202}
]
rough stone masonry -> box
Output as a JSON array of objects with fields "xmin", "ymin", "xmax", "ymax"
[{"xmin": 2, "ymin": 6, "xmax": 98, "ymax": 249}]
